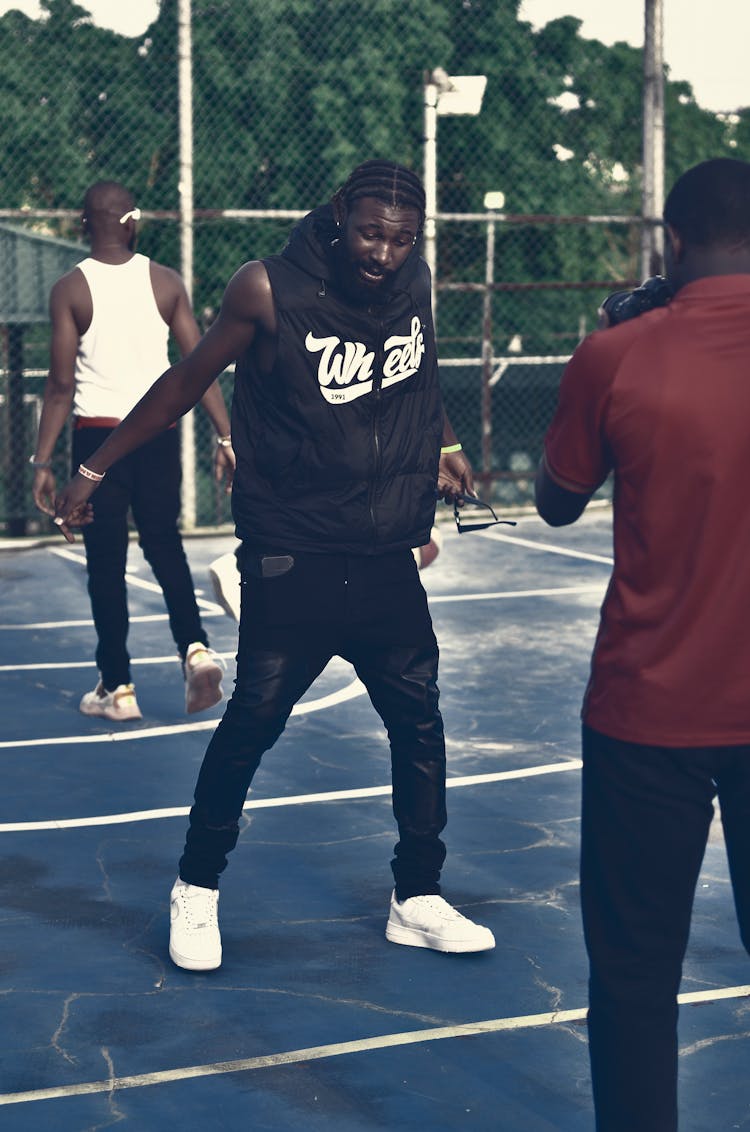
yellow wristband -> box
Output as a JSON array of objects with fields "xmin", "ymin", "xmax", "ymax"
[{"xmin": 440, "ymin": 443, "xmax": 462, "ymax": 454}]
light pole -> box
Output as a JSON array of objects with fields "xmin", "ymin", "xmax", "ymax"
[
  {"xmin": 423, "ymin": 69, "xmax": 487, "ymax": 327},
  {"xmin": 642, "ymin": 0, "xmax": 665, "ymax": 278},
  {"xmin": 481, "ymin": 191, "xmax": 505, "ymax": 493},
  {"xmin": 177, "ymin": 0, "xmax": 197, "ymax": 528}
]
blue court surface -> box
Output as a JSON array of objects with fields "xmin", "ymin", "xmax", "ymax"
[{"xmin": 1, "ymin": 508, "xmax": 748, "ymax": 1131}]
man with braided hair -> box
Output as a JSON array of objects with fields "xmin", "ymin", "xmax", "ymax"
[{"xmin": 54, "ymin": 159, "xmax": 495, "ymax": 970}]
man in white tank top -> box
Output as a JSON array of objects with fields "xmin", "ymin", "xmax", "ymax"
[{"xmin": 31, "ymin": 180, "xmax": 235, "ymax": 722}]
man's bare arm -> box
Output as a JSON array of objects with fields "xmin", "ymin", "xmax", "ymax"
[
  {"xmin": 31, "ymin": 277, "xmax": 81, "ymax": 515},
  {"xmin": 152, "ymin": 262, "xmax": 233, "ymax": 440},
  {"xmin": 155, "ymin": 264, "xmax": 234, "ymax": 488},
  {"xmin": 535, "ymin": 453, "xmax": 593, "ymax": 527}
]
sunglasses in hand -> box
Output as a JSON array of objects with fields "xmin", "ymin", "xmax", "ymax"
[{"xmin": 453, "ymin": 493, "xmax": 517, "ymax": 534}]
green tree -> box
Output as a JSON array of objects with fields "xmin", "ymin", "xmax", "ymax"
[{"xmin": 2, "ymin": 0, "xmax": 747, "ymax": 347}]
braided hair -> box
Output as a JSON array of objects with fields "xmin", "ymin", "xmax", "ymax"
[{"xmin": 333, "ymin": 160, "xmax": 426, "ymax": 231}]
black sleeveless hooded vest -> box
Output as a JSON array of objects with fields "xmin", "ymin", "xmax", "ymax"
[{"xmin": 230, "ymin": 203, "xmax": 444, "ymax": 554}]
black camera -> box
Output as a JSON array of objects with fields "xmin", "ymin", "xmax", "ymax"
[{"xmin": 599, "ymin": 275, "xmax": 674, "ymax": 326}]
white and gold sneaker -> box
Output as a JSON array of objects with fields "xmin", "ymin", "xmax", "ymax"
[
  {"xmin": 79, "ymin": 680, "xmax": 142, "ymax": 722},
  {"xmin": 184, "ymin": 642, "xmax": 225, "ymax": 714},
  {"xmin": 208, "ymin": 550, "xmax": 242, "ymax": 621}
]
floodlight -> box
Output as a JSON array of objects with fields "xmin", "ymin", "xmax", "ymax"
[{"xmin": 483, "ymin": 191, "xmax": 505, "ymax": 211}]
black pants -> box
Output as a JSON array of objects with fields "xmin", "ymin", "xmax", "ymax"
[
  {"xmin": 179, "ymin": 546, "xmax": 447, "ymax": 899},
  {"xmin": 581, "ymin": 725, "xmax": 750, "ymax": 1132},
  {"xmin": 73, "ymin": 427, "xmax": 208, "ymax": 690}
]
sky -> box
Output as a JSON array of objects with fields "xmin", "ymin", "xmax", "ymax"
[
  {"xmin": 519, "ymin": 0, "xmax": 750, "ymax": 112},
  {"xmin": 1, "ymin": 0, "xmax": 749, "ymax": 113},
  {"xmin": 1, "ymin": 0, "xmax": 160, "ymax": 37}
]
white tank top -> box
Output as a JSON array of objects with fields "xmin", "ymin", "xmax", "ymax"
[{"xmin": 73, "ymin": 254, "xmax": 171, "ymax": 420}]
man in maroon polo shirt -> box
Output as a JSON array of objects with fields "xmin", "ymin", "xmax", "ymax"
[{"xmin": 536, "ymin": 158, "xmax": 750, "ymax": 1131}]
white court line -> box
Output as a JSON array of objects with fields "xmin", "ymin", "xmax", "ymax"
[
  {"xmin": 0, "ymin": 761, "xmax": 581, "ymax": 833},
  {"xmin": 0, "ymin": 583, "xmax": 603, "ymax": 634},
  {"xmin": 0, "ymin": 614, "xmax": 208, "ymax": 631},
  {"xmin": 1, "ymin": 984, "xmax": 747, "ymax": 1107},
  {"xmin": 429, "ymin": 583, "xmax": 604, "ymax": 604},
  {"xmin": 479, "ymin": 529, "xmax": 614, "ymax": 566},
  {"xmin": 0, "ymin": 677, "xmax": 369, "ymax": 752},
  {"xmin": 0, "ymin": 719, "xmax": 218, "ymax": 749},
  {"xmin": 0, "ymin": 652, "xmax": 236, "ymax": 673},
  {"xmin": 47, "ymin": 546, "xmax": 225, "ymax": 616}
]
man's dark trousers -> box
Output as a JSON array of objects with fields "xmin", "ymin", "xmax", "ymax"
[
  {"xmin": 180, "ymin": 546, "xmax": 447, "ymax": 898},
  {"xmin": 74, "ymin": 425, "xmax": 207, "ymax": 690},
  {"xmin": 581, "ymin": 725, "xmax": 750, "ymax": 1132}
]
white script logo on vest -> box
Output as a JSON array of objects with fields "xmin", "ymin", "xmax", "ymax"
[{"xmin": 305, "ymin": 315, "xmax": 425, "ymax": 404}]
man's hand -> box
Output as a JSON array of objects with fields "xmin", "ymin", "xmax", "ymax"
[
  {"xmin": 214, "ymin": 442, "xmax": 236, "ymax": 494},
  {"xmin": 53, "ymin": 475, "xmax": 97, "ymax": 543},
  {"xmin": 437, "ymin": 448, "xmax": 475, "ymax": 501},
  {"xmin": 32, "ymin": 467, "xmax": 57, "ymax": 517}
]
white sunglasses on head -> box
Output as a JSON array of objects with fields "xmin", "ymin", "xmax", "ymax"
[{"xmin": 119, "ymin": 207, "xmax": 141, "ymax": 224}]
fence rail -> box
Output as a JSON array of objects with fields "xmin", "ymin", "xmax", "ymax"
[{"xmin": 1, "ymin": 206, "xmax": 640, "ymax": 536}]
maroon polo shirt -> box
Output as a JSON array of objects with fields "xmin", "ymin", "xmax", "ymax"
[{"xmin": 544, "ymin": 274, "xmax": 750, "ymax": 746}]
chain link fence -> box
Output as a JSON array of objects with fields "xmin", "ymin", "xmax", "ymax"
[{"xmin": 2, "ymin": 0, "xmax": 748, "ymax": 535}]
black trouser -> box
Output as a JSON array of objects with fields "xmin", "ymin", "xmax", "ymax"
[
  {"xmin": 179, "ymin": 546, "xmax": 447, "ymax": 898},
  {"xmin": 581, "ymin": 725, "xmax": 750, "ymax": 1132},
  {"xmin": 73, "ymin": 427, "xmax": 208, "ymax": 690}
]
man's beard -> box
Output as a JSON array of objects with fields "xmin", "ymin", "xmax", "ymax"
[{"xmin": 330, "ymin": 240, "xmax": 397, "ymax": 306}]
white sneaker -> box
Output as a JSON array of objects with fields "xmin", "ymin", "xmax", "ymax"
[
  {"xmin": 79, "ymin": 680, "xmax": 142, "ymax": 722},
  {"xmin": 208, "ymin": 550, "xmax": 241, "ymax": 621},
  {"xmin": 169, "ymin": 879, "xmax": 222, "ymax": 970},
  {"xmin": 184, "ymin": 642, "xmax": 225, "ymax": 714},
  {"xmin": 385, "ymin": 891, "xmax": 495, "ymax": 953}
]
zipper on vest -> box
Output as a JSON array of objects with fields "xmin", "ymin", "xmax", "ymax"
[{"xmin": 368, "ymin": 319, "xmax": 386, "ymax": 540}]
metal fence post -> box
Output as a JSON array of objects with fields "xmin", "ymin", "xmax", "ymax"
[
  {"xmin": 423, "ymin": 74, "xmax": 439, "ymax": 328},
  {"xmin": 642, "ymin": 0, "xmax": 665, "ymax": 278},
  {"xmin": 481, "ymin": 212, "xmax": 496, "ymax": 494},
  {"xmin": 178, "ymin": 0, "xmax": 197, "ymax": 531},
  {"xmin": 7, "ymin": 324, "xmax": 26, "ymax": 537}
]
